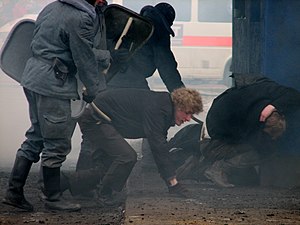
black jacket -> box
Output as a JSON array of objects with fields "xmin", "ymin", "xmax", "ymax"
[
  {"xmin": 93, "ymin": 88, "xmax": 177, "ymax": 179},
  {"xmin": 107, "ymin": 9, "xmax": 184, "ymax": 92},
  {"xmin": 206, "ymin": 76, "xmax": 300, "ymax": 142}
]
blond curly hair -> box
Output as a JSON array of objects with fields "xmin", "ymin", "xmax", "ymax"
[{"xmin": 171, "ymin": 87, "xmax": 203, "ymax": 114}]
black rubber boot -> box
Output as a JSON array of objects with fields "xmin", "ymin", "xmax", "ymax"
[
  {"xmin": 37, "ymin": 163, "xmax": 44, "ymax": 191},
  {"xmin": 60, "ymin": 171, "xmax": 71, "ymax": 194},
  {"xmin": 2, "ymin": 156, "xmax": 34, "ymax": 211},
  {"xmin": 42, "ymin": 167, "xmax": 81, "ymax": 212}
]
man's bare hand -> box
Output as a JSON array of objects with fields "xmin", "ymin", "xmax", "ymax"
[{"xmin": 260, "ymin": 104, "xmax": 276, "ymax": 122}]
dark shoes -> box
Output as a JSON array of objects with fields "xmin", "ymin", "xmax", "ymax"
[
  {"xmin": 168, "ymin": 183, "xmax": 193, "ymax": 198},
  {"xmin": 44, "ymin": 199, "xmax": 81, "ymax": 212},
  {"xmin": 2, "ymin": 156, "xmax": 33, "ymax": 211},
  {"xmin": 38, "ymin": 191, "xmax": 81, "ymax": 212},
  {"xmin": 204, "ymin": 160, "xmax": 235, "ymax": 188},
  {"xmin": 97, "ymin": 190, "xmax": 127, "ymax": 207},
  {"xmin": 2, "ymin": 191, "xmax": 33, "ymax": 212},
  {"xmin": 42, "ymin": 167, "xmax": 81, "ymax": 212}
]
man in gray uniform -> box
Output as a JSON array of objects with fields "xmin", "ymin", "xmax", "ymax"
[{"xmin": 2, "ymin": 0, "xmax": 109, "ymax": 212}]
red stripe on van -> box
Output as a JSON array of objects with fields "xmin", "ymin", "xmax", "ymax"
[{"xmin": 182, "ymin": 36, "xmax": 232, "ymax": 47}]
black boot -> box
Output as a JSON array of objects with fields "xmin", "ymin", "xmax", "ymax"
[
  {"xmin": 42, "ymin": 167, "xmax": 81, "ymax": 212},
  {"xmin": 37, "ymin": 163, "xmax": 44, "ymax": 191},
  {"xmin": 97, "ymin": 186, "xmax": 127, "ymax": 207},
  {"xmin": 60, "ymin": 171, "xmax": 71, "ymax": 194},
  {"xmin": 2, "ymin": 156, "xmax": 34, "ymax": 211}
]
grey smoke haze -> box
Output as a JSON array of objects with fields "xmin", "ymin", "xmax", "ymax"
[{"xmin": 0, "ymin": 74, "xmax": 82, "ymax": 168}]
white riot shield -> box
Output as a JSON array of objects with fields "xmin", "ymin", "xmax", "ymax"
[{"xmin": 0, "ymin": 19, "xmax": 34, "ymax": 83}]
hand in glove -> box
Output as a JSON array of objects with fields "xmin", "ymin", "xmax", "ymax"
[
  {"xmin": 168, "ymin": 183, "xmax": 192, "ymax": 198},
  {"xmin": 110, "ymin": 48, "xmax": 129, "ymax": 65},
  {"xmin": 82, "ymin": 92, "xmax": 95, "ymax": 103}
]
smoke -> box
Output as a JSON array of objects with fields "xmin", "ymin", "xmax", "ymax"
[{"xmin": 0, "ymin": 74, "xmax": 82, "ymax": 168}]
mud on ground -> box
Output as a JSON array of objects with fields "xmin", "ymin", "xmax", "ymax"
[
  {"xmin": 0, "ymin": 168, "xmax": 125, "ymax": 225},
  {"xmin": 125, "ymin": 162, "xmax": 300, "ymax": 225},
  {"xmin": 1, "ymin": 164, "xmax": 300, "ymax": 225}
]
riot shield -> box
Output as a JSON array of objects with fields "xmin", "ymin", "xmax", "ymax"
[
  {"xmin": 73, "ymin": 5, "xmax": 154, "ymax": 118},
  {"xmin": 73, "ymin": 5, "xmax": 154, "ymax": 117},
  {"xmin": 0, "ymin": 19, "xmax": 35, "ymax": 83},
  {"xmin": 104, "ymin": 4, "xmax": 154, "ymax": 81}
]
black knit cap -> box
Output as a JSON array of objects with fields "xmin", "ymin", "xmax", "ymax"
[
  {"xmin": 140, "ymin": 2, "xmax": 175, "ymax": 37},
  {"xmin": 154, "ymin": 2, "xmax": 176, "ymax": 27},
  {"xmin": 85, "ymin": 0, "xmax": 96, "ymax": 5}
]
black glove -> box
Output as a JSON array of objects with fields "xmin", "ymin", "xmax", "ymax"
[
  {"xmin": 110, "ymin": 48, "xmax": 129, "ymax": 64},
  {"xmin": 82, "ymin": 93, "xmax": 95, "ymax": 103},
  {"xmin": 168, "ymin": 183, "xmax": 192, "ymax": 198}
]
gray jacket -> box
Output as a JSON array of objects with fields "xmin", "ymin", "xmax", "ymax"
[
  {"xmin": 93, "ymin": 5, "xmax": 111, "ymax": 73},
  {"xmin": 21, "ymin": 0, "xmax": 106, "ymax": 99}
]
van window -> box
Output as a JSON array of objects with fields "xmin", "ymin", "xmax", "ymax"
[
  {"xmin": 198, "ymin": 0, "xmax": 232, "ymax": 22},
  {"xmin": 121, "ymin": 0, "xmax": 191, "ymax": 21}
]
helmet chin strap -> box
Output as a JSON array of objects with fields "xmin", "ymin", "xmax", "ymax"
[{"xmin": 192, "ymin": 115, "xmax": 202, "ymax": 124}]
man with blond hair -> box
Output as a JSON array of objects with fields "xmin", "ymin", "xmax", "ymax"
[{"xmin": 61, "ymin": 87, "xmax": 203, "ymax": 205}]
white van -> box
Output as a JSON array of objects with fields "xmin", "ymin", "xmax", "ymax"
[
  {"xmin": 0, "ymin": 0, "xmax": 232, "ymax": 87},
  {"xmin": 108, "ymin": 0, "xmax": 232, "ymax": 87}
]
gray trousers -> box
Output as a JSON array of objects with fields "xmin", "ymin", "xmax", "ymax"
[
  {"xmin": 17, "ymin": 88, "xmax": 76, "ymax": 168},
  {"xmin": 76, "ymin": 107, "xmax": 137, "ymax": 192}
]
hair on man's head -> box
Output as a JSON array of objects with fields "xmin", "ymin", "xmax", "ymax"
[
  {"xmin": 263, "ymin": 111, "xmax": 286, "ymax": 140},
  {"xmin": 171, "ymin": 87, "xmax": 203, "ymax": 114}
]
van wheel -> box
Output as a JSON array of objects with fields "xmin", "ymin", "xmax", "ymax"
[{"xmin": 222, "ymin": 58, "xmax": 232, "ymax": 87}]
